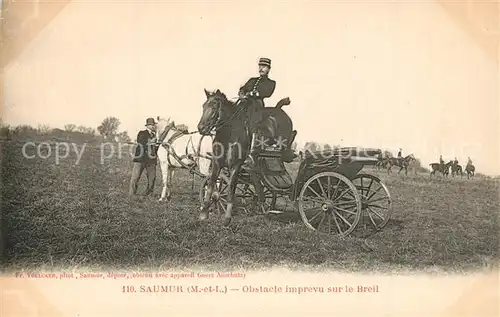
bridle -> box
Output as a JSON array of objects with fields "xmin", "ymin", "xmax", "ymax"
[
  {"xmin": 156, "ymin": 120, "xmax": 176, "ymax": 144},
  {"xmin": 156, "ymin": 120, "xmax": 196, "ymax": 145},
  {"xmin": 202, "ymin": 96, "xmax": 247, "ymax": 133}
]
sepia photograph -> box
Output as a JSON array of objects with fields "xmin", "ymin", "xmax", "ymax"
[{"xmin": 1, "ymin": 0, "xmax": 499, "ymax": 316}]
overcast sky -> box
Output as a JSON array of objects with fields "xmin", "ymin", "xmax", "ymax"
[{"xmin": 3, "ymin": 1, "xmax": 499, "ymax": 174}]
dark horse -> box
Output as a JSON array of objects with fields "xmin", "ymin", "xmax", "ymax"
[
  {"xmin": 197, "ymin": 89, "xmax": 294, "ymax": 226},
  {"xmin": 375, "ymin": 157, "xmax": 389, "ymax": 170},
  {"xmin": 429, "ymin": 161, "xmax": 452, "ymax": 177},
  {"xmin": 465, "ymin": 163, "xmax": 475, "ymax": 179},
  {"xmin": 451, "ymin": 162, "xmax": 463, "ymax": 177},
  {"xmin": 384, "ymin": 154, "xmax": 416, "ymax": 175}
]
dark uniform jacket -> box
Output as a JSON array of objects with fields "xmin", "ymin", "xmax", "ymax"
[
  {"xmin": 239, "ymin": 74, "xmax": 276, "ymax": 134},
  {"xmin": 239, "ymin": 75, "xmax": 276, "ymax": 104},
  {"xmin": 132, "ymin": 129, "xmax": 158, "ymax": 164}
]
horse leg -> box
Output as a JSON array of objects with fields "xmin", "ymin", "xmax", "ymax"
[
  {"xmin": 166, "ymin": 169, "xmax": 174, "ymax": 200},
  {"xmin": 249, "ymin": 170, "xmax": 264, "ymax": 213},
  {"xmin": 158, "ymin": 160, "xmax": 169, "ymax": 202},
  {"xmin": 191, "ymin": 172, "xmax": 195, "ymax": 194},
  {"xmin": 199, "ymin": 163, "xmax": 220, "ymax": 221},
  {"xmin": 223, "ymin": 164, "xmax": 243, "ymax": 227}
]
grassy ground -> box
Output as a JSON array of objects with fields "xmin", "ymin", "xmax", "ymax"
[{"xmin": 1, "ymin": 141, "xmax": 499, "ymax": 273}]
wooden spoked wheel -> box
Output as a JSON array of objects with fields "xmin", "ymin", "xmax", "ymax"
[
  {"xmin": 237, "ymin": 183, "xmax": 277, "ymax": 214},
  {"xmin": 199, "ymin": 176, "xmax": 275, "ymax": 215},
  {"xmin": 199, "ymin": 175, "xmax": 249, "ymax": 215},
  {"xmin": 298, "ymin": 172, "xmax": 362, "ymax": 237},
  {"xmin": 351, "ymin": 173, "xmax": 392, "ymax": 231}
]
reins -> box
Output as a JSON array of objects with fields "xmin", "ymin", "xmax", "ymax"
[
  {"xmin": 155, "ymin": 122, "xmax": 209, "ymax": 177},
  {"xmin": 207, "ymin": 98, "xmax": 247, "ymax": 133}
]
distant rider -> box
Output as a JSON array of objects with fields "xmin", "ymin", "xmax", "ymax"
[
  {"xmin": 439, "ymin": 155, "xmax": 445, "ymax": 171},
  {"xmin": 397, "ymin": 148, "xmax": 403, "ymax": 165}
]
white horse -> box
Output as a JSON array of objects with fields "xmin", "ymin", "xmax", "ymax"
[{"xmin": 155, "ymin": 116, "xmax": 212, "ymax": 202}]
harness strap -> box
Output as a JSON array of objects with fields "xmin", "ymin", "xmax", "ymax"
[
  {"xmin": 210, "ymin": 100, "xmax": 247, "ymax": 132},
  {"xmin": 160, "ymin": 129, "xmax": 206, "ymax": 177}
]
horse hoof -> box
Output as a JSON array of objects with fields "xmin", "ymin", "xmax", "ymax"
[{"xmin": 223, "ymin": 217, "xmax": 232, "ymax": 227}]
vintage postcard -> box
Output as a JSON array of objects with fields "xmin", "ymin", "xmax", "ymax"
[{"xmin": 1, "ymin": 0, "xmax": 499, "ymax": 316}]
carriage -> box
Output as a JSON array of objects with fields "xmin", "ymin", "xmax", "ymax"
[{"xmin": 199, "ymin": 145, "xmax": 393, "ymax": 237}]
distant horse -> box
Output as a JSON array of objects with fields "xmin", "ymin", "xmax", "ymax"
[
  {"xmin": 155, "ymin": 116, "xmax": 213, "ymax": 202},
  {"xmin": 375, "ymin": 157, "xmax": 389, "ymax": 170},
  {"xmin": 451, "ymin": 162, "xmax": 463, "ymax": 177},
  {"xmin": 197, "ymin": 89, "xmax": 294, "ymax": 226},
  {"xmin": 385, "ymin": 154, "xmax": 416, "ymax": 176},
  {"xmin": 429, "ymin": 161, "xmax": 452, "ymax": 177},
  {"xmin": 465, "ymin": 163, "xmax": 475, "ymax": 179}
]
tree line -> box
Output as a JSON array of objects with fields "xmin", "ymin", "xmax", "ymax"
[{"xmin": 0, "ymin": 116, "xmax": 132, "ymax": 144}]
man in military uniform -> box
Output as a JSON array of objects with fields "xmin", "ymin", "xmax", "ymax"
[
  {"xmin": 129, "ymin": 117, "xmax": 159, "ymax": 197},
  {"xmin": 238, "ymin": 57, "xmax": 276, "ymax": 163}
]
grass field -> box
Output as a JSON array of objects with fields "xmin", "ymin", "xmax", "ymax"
[{"xmin": 2, "ymin": 141, "xmax": 499, "ymax": 273}]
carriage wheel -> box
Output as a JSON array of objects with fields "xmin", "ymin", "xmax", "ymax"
[
  {"xmin": 199, "ymin": 175, "xmax": 249, "ymax": 216},
  {"xmin": 198, "ymin": 176, "xmax": 270, "ymax": 215},
  {"xmin": 298, "ymin": 172, "xmax": 362, "ymax": 237},
  {"xmin": 351, "ymin": 173, "xmax": 392, "ymax": 231},
  {"xmin": 231, "ymin": 181, "xmax": 277, "ymax": 214}
]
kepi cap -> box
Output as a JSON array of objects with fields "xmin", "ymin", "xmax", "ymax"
[{"xmin": 258, "ymin": 57, "xmax": 271, "ymax": 67}]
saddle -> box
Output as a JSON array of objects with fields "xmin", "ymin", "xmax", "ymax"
[{"xmin": 252, "ymin": 99, "xmax": 295, "ymax": 156}]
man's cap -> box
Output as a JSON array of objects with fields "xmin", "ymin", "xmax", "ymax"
[
  {"xmin": 145, "ymin": 117, "xmax": 156, "ymax": 126},
  {"xmin": 258, "ymin": 57, "xmax": 271, "ymax": 67}
]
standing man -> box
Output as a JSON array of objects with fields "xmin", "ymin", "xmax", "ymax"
[
  {"xmin": 238, "ymin": 57, "xmax": 276, "ymax": 162},
  {"xmin": 129, "ymin": 117, "xmax": 158, "ymax": 197}
]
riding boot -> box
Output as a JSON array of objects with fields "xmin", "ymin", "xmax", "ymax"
[{"xmin": 244, "ymin": 133, "xmax": 257, "ymax": 167}]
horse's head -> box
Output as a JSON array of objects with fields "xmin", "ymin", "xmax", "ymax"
[
  {"xmin": 155, "ymin": 116, "xmax": 175, "ymax": 142},
  {"xmin": 197, "ymin": 89, "xmax": 229, "ymax": 135}
]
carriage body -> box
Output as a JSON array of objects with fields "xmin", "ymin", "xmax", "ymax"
[
  {"xmin": 200, "ymin": 146, "xmax": 393, "ymax": 237},
  {"xmin": 290, "ymin": 147, "xmax": 381, "ymax": 200}
]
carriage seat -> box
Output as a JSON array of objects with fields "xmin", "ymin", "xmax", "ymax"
[
  {"xmin": 258, "ymin": 157, "xmax": 293, "ymax": 190},
  {"xmin": 255, "ymin": 130, "xmax": 297, "ymax": 163}
]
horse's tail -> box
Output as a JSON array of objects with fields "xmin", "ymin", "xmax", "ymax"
[{"xmin": 275, "ymin": 97, "xmax": 291, "ymax": 109}]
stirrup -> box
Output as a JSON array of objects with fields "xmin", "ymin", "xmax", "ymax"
[{"xmin": 244, "ymin": 154, "xmax": 256, "ymax": 168}]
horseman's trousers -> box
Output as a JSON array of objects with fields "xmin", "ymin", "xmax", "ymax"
[
  {"xmin": 129, "ymin": 162, "xmax": 156, "ymax": 195},
  {"xmin": 246, "ymin": 100, "xmax": 265, "ymax": 135}
]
